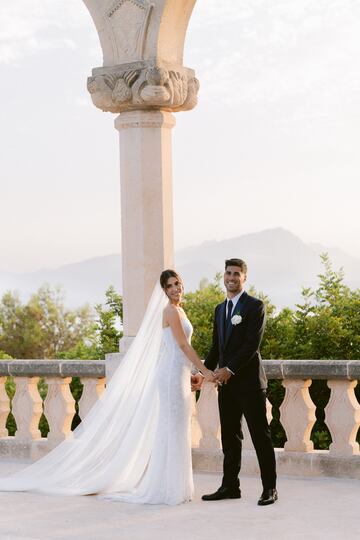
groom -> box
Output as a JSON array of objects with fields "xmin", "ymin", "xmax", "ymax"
[{"xmin": 192, "ymin": 258, "xmax": 277, "ymax": 505}]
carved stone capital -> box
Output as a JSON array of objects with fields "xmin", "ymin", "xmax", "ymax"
[{"xmin": 87, "ymin": 61, "xmax": 199, "ymax": 114}]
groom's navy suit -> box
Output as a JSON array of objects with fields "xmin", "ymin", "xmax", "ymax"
[{"xmin": 204, "ymin": 291, "xmax": 276, "ymax": 490}]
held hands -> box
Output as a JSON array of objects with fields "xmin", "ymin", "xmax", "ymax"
[
  {"xmin": 213, "ymin": 367, "xmax": 232, "ymax": 385},
  {"xmin": 190, "ymin": 367, "xmax": 232, "ymax": 392},
  {"xmin": 191, "ymin": 373, "xmax": 204, "ymax": 391},
  {"xmin": 202, "ymin": 368, "xmax": 217, "ymax": 383},
  {"xmin": 190, "ymin": 369, "xmax": 217, "ymax": 392}
]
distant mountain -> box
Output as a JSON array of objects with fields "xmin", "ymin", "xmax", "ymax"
[
  {"xmin": 1, "ymin": 228, "xmax": 359, "ymax": 309},
  {"xmin": 0, "ymin": 255, "xmax": 123, "ymax": 309},
  {"xmin": 177, "ymin": 228, "xmax": 360, "ymax": 306}
]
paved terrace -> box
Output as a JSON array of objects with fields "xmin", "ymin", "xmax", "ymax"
[{"xmin": 0, "ymin": 462, "xmax": 359, "ymax": 540}]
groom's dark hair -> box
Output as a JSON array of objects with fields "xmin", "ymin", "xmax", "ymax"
[{"xmin": 225, "ymin": 258, "xmax": 247, "ymax": 273}]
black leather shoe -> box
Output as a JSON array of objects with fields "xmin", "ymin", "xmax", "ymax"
[
  {"xmin": 257, "ymin": 488, "xmax": 278, "ymax": 506},
  {"xmin": 202, "ymin": 486, "xmax": 241, "ymax": 501}
]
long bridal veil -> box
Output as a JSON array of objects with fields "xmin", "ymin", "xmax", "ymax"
[{"xmin": 0, "ymin": 282, "xmax": 168, "ymax": 495}]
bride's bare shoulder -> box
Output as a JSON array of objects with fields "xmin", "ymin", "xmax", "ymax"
[
  {"xmin": 163, "ymin": 304, "xmax": 178, "ymax": 315},
  {"xmin": 163, "ymin": 304, "xmax": 181, "ymax": 322},
  {"xmin": 163, "ymin": 304, "xmax": 177, "ymax": 329}
]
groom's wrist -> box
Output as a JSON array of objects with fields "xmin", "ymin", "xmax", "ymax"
[{"xmin": 225, "ymin": 367, "xmax": 234, "ymax": 376}]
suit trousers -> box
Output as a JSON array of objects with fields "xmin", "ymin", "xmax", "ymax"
[{"xmin": 218, "ymin": 384, "xmax": 276, "ymax": 490}]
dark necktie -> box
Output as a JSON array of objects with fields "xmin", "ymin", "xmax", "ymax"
[{"xmin": 225, "ymin": 299, "xmax": 233, "ymax": 339}]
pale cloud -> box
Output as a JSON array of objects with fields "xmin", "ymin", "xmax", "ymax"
[
  {"xmin": 188, "ymin": 0, "xmax": 360, "ymax": 108},
  {"xmin": 1, "ymin": 0, "xmax": 359, "ymax": 271},
  {"xmin": 0, "ymin": 0, "xmax": 92, "ymax": 64},
  {"xmin": 0, "ymin": 36, "xmax": 77, "ymax": 64},
  {"xmin": 75, "ymin": 96, "xmax": 91, "ymax": 108}
]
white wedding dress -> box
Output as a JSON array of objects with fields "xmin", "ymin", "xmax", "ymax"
[{"xmin": 0, "ymin": 284, "xmax": 194, "ymax": 506}]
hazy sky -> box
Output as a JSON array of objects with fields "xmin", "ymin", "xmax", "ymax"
[{"xmin": 1, "ymin": 0, "xmax": 360, "ymax": 272}]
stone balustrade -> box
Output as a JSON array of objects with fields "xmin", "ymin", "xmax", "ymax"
[
  {"xmin": 0, "ymin": 359, "xmax": 359, "ymax": 478},
  {"xmin": 0, "ymin": 360, "xmax": 105, "ymax": 460},
  {"xmin": 193, "ymin": 360, "xmax": 360, "ymax": 479}
]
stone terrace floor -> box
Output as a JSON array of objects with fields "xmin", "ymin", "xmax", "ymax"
[{"xmin": 0, "ymin": 461, "xmax": 359, "ymax": 540}]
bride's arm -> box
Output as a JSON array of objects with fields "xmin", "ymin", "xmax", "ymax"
[{"xmin": 164, "ymin": 306, "xmax": 215, "ymax": 382}]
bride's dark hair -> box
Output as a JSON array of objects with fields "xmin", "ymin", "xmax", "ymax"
[{"xmin": 160, "ymin": 269, "xmax": 182, "ymax": 290}]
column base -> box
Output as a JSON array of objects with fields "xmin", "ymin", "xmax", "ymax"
[
  {"xmin": 119, "ymin": 336, "xmax": 135, "ymax": 354},
  {"xmin": 105, "ymin": 336, "xmax": 136, "ymax": 380}
]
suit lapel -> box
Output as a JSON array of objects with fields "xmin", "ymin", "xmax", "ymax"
[
  {"xmin": 217, "ymin": 300, "xmax": 227, "ymax": 350},
  {"xmin": 224, "ymin": 291, "xmax": 248, "ymax": 348}
]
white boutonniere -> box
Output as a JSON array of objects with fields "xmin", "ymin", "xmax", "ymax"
[{"xmin": 231, "ymin": 314, "xmax": 242, "ymax": 326}]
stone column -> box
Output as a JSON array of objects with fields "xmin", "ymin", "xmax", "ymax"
[
  {"xmin": 84, "ymin": 0, "xmax": 199, "ymax": 351},
  {"xmin": 88, "ymin": 64, "xmax": 198, "ymax": 349},
  {"xmin": 114, "ymin": 110, "xmax": 175, "ymax": 348}
]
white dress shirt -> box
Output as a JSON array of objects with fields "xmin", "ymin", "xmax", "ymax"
[{"xmin": 226, "ymin": 289, "xmax": 245, "ymax": 317}]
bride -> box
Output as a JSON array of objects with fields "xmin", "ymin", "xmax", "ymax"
[{"xmin": 0, "ymin": 270, "xmax": 215, "ymax": 505}]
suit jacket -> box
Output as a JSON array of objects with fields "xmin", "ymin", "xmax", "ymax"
[{"xmin": 204, "ymin": 291, "xmax": 267, "ymax": 391}]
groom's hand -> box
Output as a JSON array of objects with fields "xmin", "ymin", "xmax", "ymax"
[
  {"xmin": 214, "ymin": 367, "xmax": 232, "ymax": 384},
  {"xmin": 191, "ymin": 373, "xmax": 204, "ymax": 391}
]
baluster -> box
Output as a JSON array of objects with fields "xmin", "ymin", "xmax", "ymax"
[
  {"xmin": 280, "ymin": 379, "xmax": 316, "ymax": 452},
  {"xmin": 0, "ymin": 377, "xmax": 10, "ymax": 437},
  {"xmin": 325, "ymin": 380, "xmax": 360, "ymax": 456},
  {"xmin": 78, "ymin": 377, "xmax": 105, "ymax": 419},
  {"xmin": 44, "ymin": 377, "xmax": 76, "ymax": 444},
  {"xmin": 196, "ymin": 382, "xmax": 221, "ymax": 450},
  {"xmin": 12, "ymin": 377, "xmax": 42, "ymax": 440}
]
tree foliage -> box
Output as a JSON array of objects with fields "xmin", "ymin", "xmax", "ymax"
[
  {"xmin": 95, "ymin": 285, "xmax": 123, "ymax": 357},
  {"xmin": 261, "ymin": 254, "xmax": 360, "ymax": 361},
  {"xmin": 0, "ymin": 286, "xmax": 95, "ymax": 359},
  {"xmin": 0, "ymin": 284, "xmax": 123, "ymax": 361},
  {"xmin": 183, "ymin": 274, "xmax": 224, "ymax": 358}
]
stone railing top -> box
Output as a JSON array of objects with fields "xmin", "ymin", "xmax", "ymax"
[
  {"xmin": 263, "ymin": 360, "xmax": 360, "ymax": 380},
  {"xmin": 0, "ymin": 359, "xmax": 359, "ymax": 380},
  {"xmin": 0, "ymin": 360, "xmax": 105, "ymax": 378}
]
